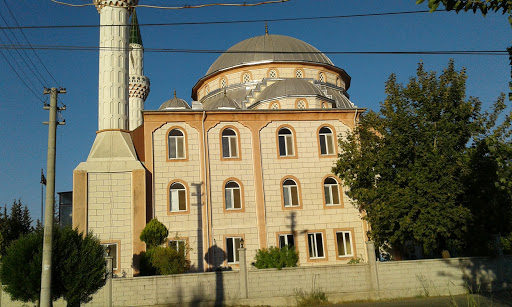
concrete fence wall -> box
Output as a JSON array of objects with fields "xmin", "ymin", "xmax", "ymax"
[{"xmin": 2, "ymin": 247, "xmax": 511, "ymax": 306}]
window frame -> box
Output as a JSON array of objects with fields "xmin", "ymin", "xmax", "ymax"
[
  {"xmin": 276, "ymin": 125, "xmax": 298, "ymax": 159},
  {"xmin": 280, "ymin": 176, "xmax": 303, "ymax": 210},
  {"xmin": 277, "ymin": 232, "xmax": 296, "ymax": 250},
  {"xmin": 167, "ymin": 180, "xmax": 190, "ymax": 215},
  {"xmin": 101, "ymin": 240, "xmax": 121, "ymax": 273},
  {"xmin": 224, "ymin": 235, "xmax": 244, "ymax": 265},
  {"xmin": 305, "ymin": 230, "xmax": 328, "ymax": 262},
  {"xmin": 333, "ymin": 229, "xmax": 356, "ymax": 260},
  {"xmin": 317, "ymin": 124, "xmax": 338, "ymax": 158},
  {"xmin": 295, "ymin": 98, "xmax": 308, "ymax": 109},
  {"xmin": 220, "ymin": 126, "xmax": 242, "ymax": 161},
  {"xmin": 241, "ymin": 71, "xmax": 252, "ymax": 83},
  {"xmin": 219, "ymin": 77, "xmax": 228, "ymax": 89},
  {"xmin": 166, "ymin": 126, "xmax": 188, "ymax": 162},
  {"xmin": 322, "ymin": 175, "xmax": 343, "ymax": 208},
  {"xmin": 268, "ymin": 68, "xmax": 278, "ymax": 78},
  {"xmin": 223, "ymin": 178, "xmax": 245, "ymax": 213},
  {"xmin": 318, "ymin": 71, "xmax": 326, "ymax": 83},
  {"xmin": 294, "ymin": 68, "xmax": 305, "ymax": 78},
  {"xmin": 168, "ymin": 237, "xmax": 189, "ymax": 258},
  {"xmin": 269, "ymin": 101, "xmax": 281, "ymax": 110}
]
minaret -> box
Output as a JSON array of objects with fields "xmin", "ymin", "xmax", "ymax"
[
  {"xmin": 94, "ymin": 0, "xmax": 138, "ymax": 130},
  {"xmin": 128, "ymin": 9, "xmax": 150, "ymax": 130}
]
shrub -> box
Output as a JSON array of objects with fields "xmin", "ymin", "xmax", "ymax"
[
  {"xmin": 140, "ymin": 219, "xmax": 168, "ymax": 248},
  {"xmin": 150, "ymin": 246, "xmax": 190, "ymax": 275},
  {"xmin": 253, "ymin": 245, "xmax": 298, "ymax": 270},
  {"xmin": 502, "ymin": 233, "xmax": 512, "ymax": 255},
  {"xmin": 0, "ymin": 227, "xmax": 106, "ymax": 306},
  {"xmin": 294, "ymin": 288, "xmax": 328, "ymax": 306},
  {"xmin": 347, "ymin": 257, "xmax": 365, "ymax": 264}
]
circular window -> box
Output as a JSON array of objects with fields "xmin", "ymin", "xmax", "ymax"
[
  {"xmin": 269, "ymin": 69, "xmax": 277, "ymax": 78},
  {"xmin": 270, "ymin": 102, "xmax": 280, "ymax": 110}
]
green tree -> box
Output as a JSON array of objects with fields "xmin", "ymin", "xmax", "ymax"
[
  {"xmin": 149, "ymin": 245, "xmax": 190, "ymax": 275},
  {"xmin": 0, "ymin": 200, "xmax": 33, "ymax": 256},
  {"xmin": 253, "ymin": 245, "xmax": 299, "ymax": 269},
  {"xmin": 0, "ymin": 226, "xmax": 106, "ymax": 306},
  {"xmin": 333, "ymin": 61, "xmax": 478, "ymax": 254},
  {"xmin": 140, "ymin": 218, "xmax": 169, "ymax": 248}
]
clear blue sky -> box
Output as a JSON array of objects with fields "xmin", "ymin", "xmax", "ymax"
[{"xmin": 0, "ymin": 0, "xmax": 510, "ymax": 223}]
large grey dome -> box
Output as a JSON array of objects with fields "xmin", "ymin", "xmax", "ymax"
[{"xmin": 206, "ymin": 35, "xmax": 333, "ymax": 76}]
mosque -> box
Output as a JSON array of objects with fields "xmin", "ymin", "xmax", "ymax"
[{"xmin": 73, "ymin": 0, "xmax": 368, "ymax": 277}]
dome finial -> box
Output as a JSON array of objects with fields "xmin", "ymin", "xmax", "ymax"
[
  {"xmin": 174, "ymin": 89, "xmax": 176, "ymax": 97},
  {"xmin": 265, "ymin": 22, "xmax": 268, "ymax": 35}
]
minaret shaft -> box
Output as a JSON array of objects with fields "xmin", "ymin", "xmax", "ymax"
[{"xmin": 97, "ymin": 5, "xmax": 130, "ymax": 130}]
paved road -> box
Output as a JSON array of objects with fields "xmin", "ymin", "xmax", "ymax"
[{"xmin": 331, "ymin": 294, "xmax": 511, "ymax": 307}]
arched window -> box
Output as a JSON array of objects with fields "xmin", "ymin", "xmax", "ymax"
[
  {"xmin": 296, "ymin": 99, "xmax": 307, "ymax": 109},
  {"xmin": 225, "ymin": 181, "xmax": 242, "ymax": 210},
  {"xmin": 278, "ymin": 127, "xmax": 294, "ymax": 157},
  {"xmin": 204, "ymin": 86, "xmax": 210, "ymax": 95},
  {"xmin": 221, "ymin": 128, "xmax": 239, "ymax": 158},
  {"xmin": 324, "ymin": 177, "xmax": 340, "ymax": 206},
  {"xmin": 336, "ymin": 77, "xmax": 341, "ymax": 87},
  {"xmin": 282, "ymin": 178, "xmax": 300, "ymax": 207},
  {"xmin": 268, "ymin": 69, "xmax": 277, "ymax": 78},
  {"xmin": 168, "ymin": 128, "xmax": 185, "ymax": 159},
  {"xmin": 321, "ymin": 102, "xmax": 328, "ymax": 109},
  {"xmin": 319, "ymin": 72, "xmax": 325, "ymax": 82},
  {"xmin": 220, "ymin": 78, "xmax": 227, "ymax": 88},
  {"xmin": 169, "ymin": 182, "xmax": 187, "ymax": 212},
  {"xmin": 319, "ymin": 126, "xmax": 335, "ymax": 155},
  {"xmin": 295, "ymin": 69, "xmax": 304, "ymax": 78},
  {"xmin": 242, "ymin": 72, "xmax": 251, "ymax": 83}
]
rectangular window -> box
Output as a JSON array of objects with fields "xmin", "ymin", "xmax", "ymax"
[
  {"xmin": 169, "ymin": 239, "xmax": 187, "ymax": 257},
  {"xmin": 230, "ymin": 137, "xmax": 238, "ymax": 157},
  {"xmin": 285, "ymin": 135, "xmax": 294, "ymax": 155},
  {"xmin": 319, "ymin": 135, "xmax": 327, "ymax": 155},
  {"xmin": 278, "ymin": 135, "xmax": 286, "ymax": 156},
  {"xmin": 226, "ymin": 237, "xmax": 242, "ymax": 264},
  {"xmin": 279, "ymin": 234, "xmax": 295, "ymax": 249},
  {"xmin": 336, "ymin": 231, "xmax": 353, "ymax": 257},
  {"xmin": 178, "ymin": 190, "xmax": 186, "ymax": 211},
  {"xmin": 102, "ymin": 243, "xmax": 118, "ymax": 270},
  {"xmin": 169, "ymin": 138, "xmax": 177, "ymax": 158},
  {"xmin": 222, "ymin": 137, "xmax": 230, "ymax": 157},
  {"xmin": 307, "ymin": 232, "xmax": 324, "ymax": 259},
  {"xmin": 177, "ymin": 138, "xmax": 185, "ymax": 158}
]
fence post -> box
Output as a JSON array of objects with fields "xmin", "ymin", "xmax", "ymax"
[
  {"xmin": 366, "ymin": 241, "xmax": 379, "ymax": 299},
  {"xmin": 238, "ymin": 247, "xmax": 248, "ymax": 299},
  {"xmin": 106, "ymin": 256, "xmax": 113, "ymax": 307}
]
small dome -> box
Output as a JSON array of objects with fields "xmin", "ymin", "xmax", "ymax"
[
  {"xmin": 159, "ymin": 91, "xmax": 190, "ymax": 110},
  {"xmin": 256, "ymin": 78, "xmax": 324, "ymax": 103},
  {"xmin": 204, "ymin": 91, "xmax": 240, "ymax": 110},
  {"xmin": 206, "ymin": 35, "xmax": 333, "ymax": 76}
]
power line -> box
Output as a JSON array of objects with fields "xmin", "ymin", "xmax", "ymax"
[
  {"xmin": 0, "ymin": 43, "xmax": 508, "ymax": 56},
  {"xmin": 3, "ymin": 0, "xmax": 61, "ymax": 88},
  {"xmin": 0, "ymin": 45, "xmax": 45, "ymax": 103},
  {"xmin": 0, "ymin": 10, "xmax": 442, "ymax": 30},
  {"xmin": 51, "ymin": 0, "xmax": 289, "ymax": 9},
  {"xmin": 0, "ymin": 10, "xmax": 48, "ymax": 88}
]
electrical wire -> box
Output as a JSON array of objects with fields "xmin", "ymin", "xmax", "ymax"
[
  {"xmin": 3, "ymin": 0, "xmax": 61, "ymax": 88},
  {"xmin": 136, "ymin": 0, "xmax": 289, "ymax": 9},
  {"xmin": 0, "ymin": 10, "xmax": 441, "ymax": 30},
  {"xmin": 0, "ymin": 45, "xmax": 45, "ymax": 103},
  {"xmin": 0, "ymin": 11, "xmax": 48, "ymax": 88},
  {"xmin": 0, "ymin": 43, "xmax": 508, "ymax": 56}
]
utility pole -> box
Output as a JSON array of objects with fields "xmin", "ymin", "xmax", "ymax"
[{"xmin": 40, "ymin": 87, "xmax": 66, "ymax": 307}]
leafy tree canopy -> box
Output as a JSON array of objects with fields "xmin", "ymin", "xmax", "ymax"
[
  {"xmin": 333, "ymin": 61, "xmax": 512, "ymax": 255},
  {"xmin": 140, "ymin": 218, "xmax": 169, "ymax": 248},
  {"xmin": 0, "ymin": 226, "xmax": 106, "ymax": 306},
  {"xmin": 0, "ymin": 199, "xmax": 33, "ymax": 256},
  {"xmin": 416, "ymin": 0, "xmax": 511, "ymax": 16}
]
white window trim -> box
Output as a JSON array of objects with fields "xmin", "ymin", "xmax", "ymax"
[
  {"xmin": 282, "ymin": 179, "xmax": 299, "ymax": 207},
  {"xmin": 169, "ymin": 239, "xmax": 187, "ymax": 257},
  {"xmin": 170, "ymin": 183, "xmax": 187, "ymax": 212},
  {"xmin": 319, "ymin": 128, "xmax": 334, "ymax": 155},
  {"xmin": 279, "ymin": 234, "xmax": 294, "ymax": 248},
  {"xmin": 226, "ymin": 237, "xmax": 242, "ymax": 264},
  {"xmin": 336, "ymin": 231, "xmax": 354, "ymax": 257},
  {"xmin": 168, "ymin": 129, "xmax": 185, "ymax": 159},
  {"xmin": 278, "ymin": 129, "xmax": 294, "ymax": 157},
  {"xmin": 225, "ymin": 182, "xmax": 241, "ymax": 210},
  {"xmin": 308, "ymin": 232, "xmax": 325, "ymax": 259},
  {"xmin": 222, "ymin": 130, "xmax": 239, "ymax": 158},
  {"xmin": 324, "ymin": 179, "xmax": 340, "ymax": 206}
]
